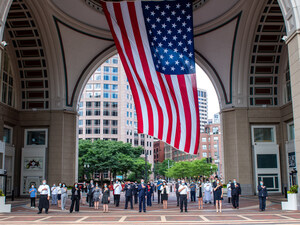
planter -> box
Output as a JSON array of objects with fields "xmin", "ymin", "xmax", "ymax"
[
  {"xmin": 282, "ymin": 193, "xmax": 298, "ymax": 210},
  {"xmin": 0, "ymin": 196, "xmax": 11, "ymax": 213}
]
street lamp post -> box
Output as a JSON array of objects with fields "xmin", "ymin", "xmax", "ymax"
[
  {"xmin": 84, "ymin": 163, "xmax": 90, "ymax": 181},
  {"xmin": 145, "ymin": 150, "xmax": 148, "ymax": 183}
]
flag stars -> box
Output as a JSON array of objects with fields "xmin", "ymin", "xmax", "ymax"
[
  {"xmin": 162, "ymin": 23, "xmax": 167, "ymax": 29},
  {"xmin": 188, "ymin": 40, "xmax": 192, "ymax": 45},
  {"xmin": 174, "ymin": 48, "xmax": 178, "ymax": 53},
  {"xmin": 160, "ymin": 55, "xmax": 164, "ymax": 59},
  {"xmin": 187, "ymin": 15, "xmax": 191, "ymax": 20},
  {"xmin": 171, "ymin": 11, "xmax": 176, "ymax": 16},
  {"xmin": 145, "ymin": 5, "xmax": 150, "ymax": 10},
  {"xmin": 182, "ymin": 9, "xmax": 186, "ymax": 14},
  {"xmin": 156, "ymin": 17, "xmax": 161, "ymax": 23},
  {"xmin": 168, "ymin": 42, "xmax": 173, "ymax": 47},
  {"xmin": 171, "ymin": 67, "xmax": 175, "ymax": 71},
  {"xmin": 172, "ymin": 36, "xmax": 177, "ymax": 41},
  {"xmin": 176, "ymin": 3, "xmax": 181, "ymax": 8},
  {"xmin": 151, "ymin": 11, "xmax": 155, "ymax": 16},
  {"xmin": 177, "ymin": 16, "xmax": 182, "ymax": 21},
  {"xmin": 166, "ymin": 17, "xmax": 171, "ymax": 22},
  {"xmin": 183, "ymin": 47, "xmax": 188, "ymax": 52},
  {"xmin": 187, "ymin": 27, "xmax": 192, "ymax": 32},
  {"xmin": 169, "ymin": 54, "xmax": 174, "ymax": 59},
  {"xmin": 183, "ymin": 34, "xmax": 187, "ymax": 39},
  {"xmin": 158, "ymin": 43, "xmax": 163, "ymax": 47},
  {"xmin": 163, "ymin": 36, "xmax": 167, "ymax": 41},
  {"xmin": 186, "ymin": 3, "xmax": 191, "ymax": 8},
  {"xmin": 172, "ymin": 23, "xmax": 177, "ymax": 28},
  {"xmin": 189, "ymin": 52, "xmax": 193, "ymax": 58},
  {"xmin": 182, "ymin": 22, "xmax": 187, "ymax": 27},
  {"xmin": 153, "ymin": 36, "xmax": 157, "ymax": 41},
  {"xmin": 162, "ymin": 66, "xmax": 166, "ymax": 71},
  {"xmin": 167, "ymin": 29, "xmax": 172, "ymax": 34},
  {"xmin": 166, "ymin": 61, "xmax": 170, "ymax": 65},
  {"xmin": 155, "ymin": 5, "xmax": 160, "ymax": 10},
  {"xmin": 181, "ymin": 66, "xmax": 185, "ymax": 70},
  {"xmin": 175, "ymin": 60, "xmax": 179, "ymax": 65},
  {"xmin": 185, "ymin": 60, "xmax": 189, "ymax": 64},
  {"xmin": 163, "ymin": 48, "xmax": 168, "ymax": 53},
  {"xmin": 166, "ymin": 4, "xmax": 170, "ymax": 9},
  {"xmin": 178, "ymin": 29, "xmax": 182, "ymax": 34},
  {"xmin": 178, "ymin": 41, "xmax": 183, "ymax": 46},
  {"xmin": 151, "ymin": 24, "xmax": 156, "ymax": 29},
  {"xmin": 146, "ymin": 17, "xmax": 151, "ymax": 22},
  {"xmin": 157, "ymin": 30, "xmax": 162, "ymax": 35},
  {"xmin": 161, "ymin": 11, "xmax": 166, "ymax": 16},
  {"xmin": 179, "ymin": 54, "xmax": 183, "ymax": 58},
  {"xmin": 190, "ymin": 65, "xmax": 194, "ymax": 69}
]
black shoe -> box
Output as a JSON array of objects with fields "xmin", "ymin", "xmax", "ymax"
[
  {"xmin": 144, "ymin": 211, "xmax": 146, "ymax": 213},
  {"xmin": 185, "ymin": 210, "xmax": 188, "ymax": 213},
  {"xmin": 37, "ymin": 212, "xmax": 42, "ymax": 214},
  {"xmin": 124, "ymin": 208, "xmax": 127, "ymax": 210},
  {"xmin": 139, "ymin": 211, "xmax": 141, "ymax": 213},
  {"xmin": 70, "ymin": 211, "xmax": 72, "ymax": 213},
  {"xmin": 45, "ymin": 212, "xmax": 48, "ymax": 214},
  {"xmin": 180, "ymin": 210, "xmax": 183, "ymax": 213}
]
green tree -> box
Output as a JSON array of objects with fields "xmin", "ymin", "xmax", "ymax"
[
  {"xmin": 158, "ymin": 159, "xmax": 175, "ymax": 177},
  {"xmin": 128, "ymin": 157, "xmax": 152, "ymax": 182},
  {"xmin": 165, "ymin": 161, "xmax": 192, "ymax": 179}
]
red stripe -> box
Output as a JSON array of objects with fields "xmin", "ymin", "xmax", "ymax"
[
  {"xmin": 191, "ymin": 74, "xmax": 200, "ymax": 154},
  {"xmin": 113, "ymin": 3, "xmax": 155, "ymax": 136},
  {"xmin": 102, "ymin": 3, "xmax": 144, "ymax": 133},
  {"xmin": 165, "ymin": 75, "xmax": 181, "ymax": 149},
  {"xmin": 157, "ymin": 72, "xmax": 173, "ymax": 143},
  {"xmin": 177, "ymin": 75, "xmax": 192, "ymax": 153},
  {"xmin": 127, "ymin": 2, "xmax": 164, "ymax": 139}
]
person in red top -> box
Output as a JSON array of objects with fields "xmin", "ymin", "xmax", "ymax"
[
  {"xmin": 121, "ymin": 182, "xmax": 125, "ymax": 191},
  {"xmin": 108, "ymin": 182, "xmax": 114, "ymax": 204}
]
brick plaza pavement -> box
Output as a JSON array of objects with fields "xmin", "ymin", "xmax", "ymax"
[{"xmin": 1, "ymin": 192, "xmax": 300, "ymax": 224}]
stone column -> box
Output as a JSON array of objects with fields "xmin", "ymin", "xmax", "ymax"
[
  {"xmin": 0, "ymin": 0, "xmax": 12, "ymax": 42},
  {"xmin": 222, "ymin": 108, "xmax": 253, "ymax": 195},
  {"xmin": 48, "ymin": 110, "xmax": 77, "ymax": 186},
  {"xmin": 287, "ymin": 33, "xmax": 300, "ymax": 208}
]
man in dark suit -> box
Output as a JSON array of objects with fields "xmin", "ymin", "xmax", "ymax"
[
  {"xmin": 133, "ymin": 181, "xmax": 139, "ymax": 204},
  {"xmin": 175, "ymin": 179, "xmax": 181, "ymax": 206},
  {"xmin": 124, "ymin": 181, "xmax": 133, "ymax": 209},
  {"xmin": 70, "ymin": 183, "xmax": 81, "ymax": 213},
  {"xmin": 87, "ymin": 180, "xmax": 95, "ymax": 207},
  {"xmin": 138, "ymin": 179, "xmax": 147, "ymax": 213},
  {"xmin": 258, "ymin": 181, "xmax": 268, "ymax": 211},
  {"xmin": 231, "ymin": 179, "xmax": 241, "ymax": 209},
  {"xmin": 212, "ymin": 176, "xmax": 218, "ymax": 206}
]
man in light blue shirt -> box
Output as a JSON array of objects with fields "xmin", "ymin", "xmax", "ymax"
[{"xmin": 29, "ymin": 185, "xmax": 37, "ymax": 208}]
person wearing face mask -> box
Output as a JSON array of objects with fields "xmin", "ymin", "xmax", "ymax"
[
  {"xmin": 156, "ymin": 178, "xmax": 163, "ymax": 204},
  {"xmin": 150, "ymin": 180, "xmax": 155, "ymax": 201},
  {"xmin": 29, "ymin": 184, "xmax": 37, "ymax": 208},
  {"xmin": 133, "ymin": 181, "xmax": 139, "ymax": 204},
  {"xmin": 51, "ymin": 184, "xmax": 58, "ymax": 206},
  {"xmin": 231, "ymin": 179, "xmax": 241, "ymax": 209},
  {"xmin": 88, "ymin": 180, "xmax": 95, "ymax": 207},
  {"xmin": 124, "ymin": 181, "xmax": 133, "ymax": 209},
  {"xmin": 161, "ymin": 181, "xmax": 170, "ymax": 209},
  {"xmin": 203, "ymin": 180, "xmax": 212, "ymax": 204},
  {"xmin": 178, "ymin": 179, "xmax": 189, "ymax": 213},
  {"xmin": 81, "ymin": 182, "xmax": 88, "ymax": 205},
  {"xmin": 113, "ymin": 180, "xmax": 122, "ymax": 207},
  {"xmin": 37, "ymin": 180, "xmax": 50, "ymax": 214},
  {"xmin": 227, "ymin": 180, "xmax": 232, "ymax": 203},
  {"xmin": 196, "ymin": 180, "xmax": 203, "ymax": 210},
  {"xmin": 70, "ymin": 182, "xmax": 81, "ymax": 213},
  {"xmin": 212, "ymin": 176, "xmax": 218, "ymax": 206},
  {"xmin": 102, "ymin": 183, "xmax": 110, "ymax": 213},
  {"xmin": 175, "ymin": 179, "xmax": 181, "ymax": 207},
  {"xmin": 146, "ymin": 181, "xmax": 153, "ymax": 207},
  {"xmin": 189, "ymin": 181, "xmax": 196, "ymax": 202},
  {"xmin": 138, "ymin": 179, "xmax": 147, "ymax": 213},
  {"xmin": 213, "ymin": 179, "xmax": 223, "ymax": 213},
  {"xmin": 61, "ymin": 183, "xmax": 68, "ymax": 210},
  {"xmin": 258, "ymin": 181, "xmax": 268, "ymax": 211},
  {"xmin": 57, "ymin": 183, "xmax": 62, "ymax": 208},
  {"xmin": 93, "ymin": 182, "xmax": 101, "ymax": 210}
]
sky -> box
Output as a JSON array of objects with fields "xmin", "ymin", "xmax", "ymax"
[{"xmin": 196, "ymin": 65, "xmax": 220, "ymax": 120}]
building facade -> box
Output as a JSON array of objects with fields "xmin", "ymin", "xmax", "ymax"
[
  {"xmin": 197, "ymin": 89, "xmax": 208, "ymax": 132},
  {"xmin": 78, "ymin": 55, "xmax": 154, "ymax": 169}
]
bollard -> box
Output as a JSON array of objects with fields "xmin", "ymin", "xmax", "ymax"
[
  {"xmin": 11, "ymin": 190, "xmax": 14, "ymax": 201},
  {"xmin": 284, "ymin": 187, "xmax": 287, "ymax": 198}
]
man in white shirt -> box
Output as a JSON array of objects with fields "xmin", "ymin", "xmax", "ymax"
[
  {"xmin": 113, "ymin": 180, "xmax": 122, "ymax": 207},
  {"xmin": 37, "ymin": 180, "xmax": 50, "ymax": 214},
  {"xmin": 178, "ymin": 179, "xmax": 189, "ymax": 213}
]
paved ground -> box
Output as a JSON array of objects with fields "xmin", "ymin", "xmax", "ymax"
[{"xmin": 1, "ymin": 193, "xmax": 299, "ymax": 224}]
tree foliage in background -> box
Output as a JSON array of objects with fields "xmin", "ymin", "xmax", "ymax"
[
  {"xmin": 127, "ymin": 158, "xmax": 152, "ymax": 182},
  {"xmin": 78, "ymin": 139, "xmax": 144, "ymax": 181},
  {"xmin": 154, "ymin": 159, "xmax": 175, "ymax": 178},
  {"xmin": 165, "ymin": 158, "xmax": 217, "ymax": 179}
]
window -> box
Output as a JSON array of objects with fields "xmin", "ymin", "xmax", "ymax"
[
  {"xmin": 112, "ymin": 67, "xmax": 118, "ymax": 73},
  {"xmin": 86, "ymin": 120, "xmax": 92, "ymax": 126},
  {"xmin": 202, "ymin": 145, "xmax": 207, "ymax": 150},
  {"xmin": 112, "ymin": 93, "xmax": 118, "ymax": 99},
  {"xmin": 94, "ymin": 120, "xmax": 100, "ymax": 126},
  {"xmin": 26, "ymin": 130, "xmax": 47, "ymax": 145},
  {"xmin": 95, "ymin": 74, "xmax": 101, "ymax": 80},
  {"xmin": 86, "ymin": 128, "xmax": 92, "ymax": 134},
  {"xmin": 214, "ymin": 152, "xmax": 218, "ymax": 157},
  {"xmin": 257, "ymin": 154, "xmax": 277, "ymax": 168},
  {"xmin": 94, "ymin": 92, "xmax": 101, "ymax": 98},
  {"xmin": 86, "ymin": 92, "xmax": 93, "ymax": 98},
  {"xmin": 79, "ymin": 129, "xmax": 83, "ymax": 134},
  {"xmin": 86, "ymin": 84, "xmax": 93, "ymax": 90},
  {"xmin": 94, "ymin": 128, "xmax": 100, "ymax": 134},
  {"xmin": 112, "ymin": 102, "xmax": 118, "ymax": 108},
  {"xmin": 214, "ymin": 136, "xmax": 218, "ymax": 141},
  {"xmin": 103, "ymin": 84, "xmax": 110, "ymax": 90},
  {"xmin": 253, "ymin": 127, "xmax": 275, "ymax": 143},
  {"xmin": 78, "ymin": 120, "xmax": 83, "ymax": 126},
  {"xmin": 94, "ymin": 110, "xmax": 100, "ymax": 116},
  {"xmin": 212, "ymin": 127, "xmax": 219, "ymax": 134},
  {"xmin": 112, "ymin": 75, "xmax": 118, "ymax": 81},
  {"xmin": 96, "ymin": 67, "xmax": 101, "ymax": 71},
  {"xmin": 112, "ymin": 120, "xmax": 118, "ymax": 126},
  {"xmin": 112, "ymin": 58, "xmax": 118, "ymax": 64},
  {"xmin": 103, "ymin": 120, "xmax": 109, "ymax": 126},
  {"xmin": 79, "ymin": 102, "xmax": 83, "ymax": 108},
  {"xmin": 103, "ymin": 128, "xmax": 110, "ymax": 134},
  {"xmin": 86, "ymin": 102, "xmax": 92, "ymax": 108},
  {"xmin": 111, "ymin": 138, "xmax": 118, "ymax": 141},
  {"xmin": 103, "ymin": 92, "xmax": 110, "ymax": 98},
  {"xmin": 79, "ymin": 110, "xmax": 83, "ymax": 116},
  {"xmin": 103, "ymin": 102, "xmax": 110, "ymax": 107},
  {"xmin": 94, "ymin": 102, "xmax": 101, "ymax": 107},
  {"xmin": 104, "ymin": 66, "xmax": 110, "ymax": 72},
  {"xmin": 86, "ymin": 110, "xmax": 92, "ymax": 116},
  {"xmin": 288, "ymin": 123, "xmax": 295, "ymax": 141},
  {"xmin": 104, "ymin": 74, "xmax": 110, "ymax": 80},
  {"xmin": 103, "ymin": 110, "xmax": 110, "ymax": 116},
  {"xmin": 94, "ymin": 84, "xmax": 101, "ymax": 90},
  {"xmin": 112, "ymin": 111, "xmax": 118, "ymax": 116},
  {"xmin": 201, "ymin": 137, "xmax": 206, "ymax": 142},
  {"xmin": 111, "ymin": 128, "xmax": 118, "ymax": 134},
  {"xmin": 112, "ymin": 85, "xmax": 118, "ymax": 91},
  {"xmin": 141, "ymin": 140, "xmax": 145, "ymax": 146},
  {"xmin": 3, "ymin": 127, "xmax": 12, "ymax": 144}
]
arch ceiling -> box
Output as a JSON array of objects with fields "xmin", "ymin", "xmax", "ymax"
[{"xmin": 1, "ymin": 0, "xmax": 291, "ymax": 110}]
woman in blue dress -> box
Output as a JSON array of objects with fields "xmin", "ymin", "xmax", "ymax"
[{"xmin": 213, "ymin": 179, "xmax": 223, "ymax": 213}]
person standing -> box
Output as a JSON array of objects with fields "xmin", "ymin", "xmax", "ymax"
[
  {"xmin": 203, "ymin": 180, "xmax": 212, "ymax": 204},
  {"xmin": 51, "ymin": 184, "xmax": 58, "ymax": 206},
  {"xmin": 133, "ymin": 181, "xmax": 139, "ymax": 204},
  {"xmin": 258, "ymin": 181, "xmax": 268, "ymax": 211},
  {"xmin": 212, "ymin": 176, "xmax": 218, "ymax": 206},
  {"xmin": 146, "ymin": 181, "xmax": 153, "ymax": 207},
  {"xmin": 150, "ymin": 180, "xmax": 155, "ymax": 201},
  {"xmin": 81, "ymin": 182, "xmax": 88, "ymax": 205},
  {"xmin": 138, "ymin": 179, "xmax": 147, "ymax": 213},
  {"xmin": 113, "ymin": 180, "xmax": 122, "ymax": 207},
  {"xmin": 61, "ymin": 183, "xmax": 68, "ymax": 210},
  {"xmin": 70, "ymin": 183, "xmax": 81, "ymax": 213},
  {"xmin": 231, "ymin": 179, "xmax": 241, "ymax": 209},
  {"xmin": 161, "ymin": 181, "xmax": 170, "ymax": 209},
  {"xmin": 124, "ymin": 181, "xmax": 133, "ymax": 209},
  {"xmin": 29, "ymin": 184, "xmax": 37, "ymax": 208},
  {"xmin": 37, "ymin": 180, "xmax": 50, "ymax": 214},
  {"xmin": 189, "ymin": 181, "xmax": 196, "ymax": 202},
  {"xmin": 175, "ymin": 179, "xmax": 181, "ymax": 206},
  {"xmin": 178, "ymin": 179, "xmax": 189, "ymax": 213},
  {"xmin": 196, "ymin": 180, "xmax": 203, "ymax": 210},
  {"xmin": 57, "ymin": 182, "xmax": 62, "ymax": 208},
  {"xmin": 93, "ymin": 183, "xmax": 101, "ymax": 210},
  {"xmin": 156, "ymin": 178, "xmax": 163, "ymax": 204},
  {"xmin": 88, "ymin": 180, "xmax": 95, "ymax": 207},
  {"xmin": 227, "ymin": 180, "xmax": 232, "ymax": 203},
  {"xmin": 214, "ymin": 179, "xmax": 223, "ymax": 213},
  {"xmin": 102, "ymin": 183, "xmax": 110, "ymax": 213}
]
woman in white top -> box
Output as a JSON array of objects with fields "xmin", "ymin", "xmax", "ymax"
[
  {"xmin": 57, "ymin": 183, "xmax": 62, "ymax": 208},
  {"xmin": 227, "ymin": 180, "xmax": 232, "ymax": 203},
  {"xmin": 161, "ymin": 181, "xmax": 170, "ymax": 209},
  {"xmin": 61, "ymin": 183, "xmax": 68, "ymax": 210}
]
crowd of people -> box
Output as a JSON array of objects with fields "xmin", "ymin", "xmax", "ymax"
[{"xmin": 30, "ymin": 176, "xmax": 268, "ymax": 214}]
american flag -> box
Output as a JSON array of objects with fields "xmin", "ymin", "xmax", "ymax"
[{"xmin": 102, "ymin": 0, "xmax": 200, "ymax": 155}]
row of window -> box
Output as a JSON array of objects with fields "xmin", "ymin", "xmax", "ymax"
[
  {"xmin": 79, "ymin": 101, "xmax": 118, "ymax": 108},
  {"xmin": 79, "ymin": 119, "xmax": 118, "ymax": 126},
  {"xmin": 86, "ymin": 84, "xmax": 119, "ymax": 91},
  {"xmin": 201, "ymin": 137, "xmax": 219, "ymax": 142},
  {"xmin": 89, "ymin": 74, "xmax": 118, "ymax": 81},
  {"xmin": 84, "ymin": 92, "xmax": 118, "ymax": 99},
  {"xmin": 79, "ymin": 128, "xmax": 118, "ymax": 135},
  {"xmin": 103, "ymin": 66, "xmax": 118, "ymax": 73},
  {"xmin": 78, "ymin": 110, "xmax": 118, "ymax": 117}
]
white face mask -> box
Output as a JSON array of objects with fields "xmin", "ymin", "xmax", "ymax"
[{"xmin": 43, "ymin": 182, "xmax": 46, "ymax": 185}]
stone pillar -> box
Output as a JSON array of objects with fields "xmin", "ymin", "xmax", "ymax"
[
  {"xmin": 48, "ymin": 111, "xmax": 77, "ymax": 186},
  {"xmin": 0, "ymin": 0, "xmax": 12, "ymax": 42},
  {"xmin": 287, "ymin": 33, "xmax": 300, "ymax": 208},
  {"xmin": 222, "ymin": 108, "xmax": 253, "ymax": 195}
]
